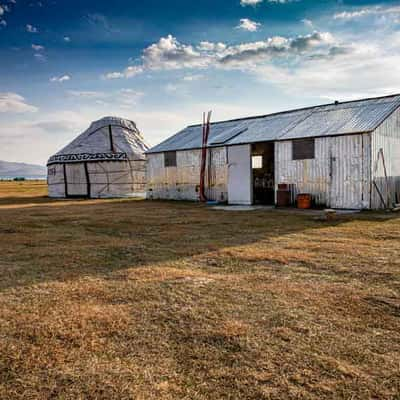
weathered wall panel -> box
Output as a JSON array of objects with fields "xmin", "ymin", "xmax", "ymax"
[
  {"xmin": 371, "ymin": 106, "xmax": 400, "ymax": 209},
  {"xmin": 275, "ymin": 134, "xmax": 370, "ymax": 209},
  {"xmin": 207, "ymin": 147, "xmax": 228, "ymax": 202},
  {"xmin": 66, "ymin": 163, "xmax": 88, "ymax": 196},
  {"xmin": 329, "ymin": 134, "xmax": 370, "ymax": 209},
  {"xmin": 47, "ymin": 160, "xmax": 146, "ymax": 198},
  {"xmin": 146, "ymin": 148, "xmax": 228, "ymax": 201},
  {"xmin": 47, "ymin": 163, "xmax": 66, "ymax": 197}
]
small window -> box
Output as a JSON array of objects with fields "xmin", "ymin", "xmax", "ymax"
[
  {"xmin": 292, "ymin": 139, "xmax": 315, "ymax": 160},
  {"xmin": 164, "ymin": 151, "xmax": 177, "ymax": 167},
  {"xmin": 252, "ymin": 155, "xmax": 263, "ymax": 169}
]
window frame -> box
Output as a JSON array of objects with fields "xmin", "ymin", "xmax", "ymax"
[
  {"xmin": 164, "ymin": 151, "xmax": 177, "ymax": 168},
  {"xmin": 292, "ymin": 138, "xmax": 315, "ymax": 160},
  {"xmin": 252, "ymin": 155, "xmax": 263, "ymax": 169}
]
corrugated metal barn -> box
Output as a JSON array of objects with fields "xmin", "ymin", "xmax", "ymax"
[{"xmin": 146, "ymin": 94, "xmax": 400, "ymax": 209}]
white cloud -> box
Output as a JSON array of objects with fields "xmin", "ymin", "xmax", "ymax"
[
  {"xmin": 183, "ymin": 74, "xmax": 204, "ymax": 81},
  {"xmin": 29, "ymin": 120, "xmax": 79, "ymax": 133},
  {"xmin": 67, "ymin": 88, "xmax": 144, "ymax": 109},
  {"xmin": 124, "ymin": 65, "xmax": 144, "ymax": 77},
  {"xmin": 302, "ymin": 19, "xmax": 313, "ymax": 28},
  {"xmin": 104, "ymin": 35, "xmax": 209, "ymax": 79},
  {"xmin": 67, "ymin": 90, "xmax": 105, "ymax": 99},
  {"xmin": 34, "ymin": 53, "xmax": 46, "ymax": 62},
  {"xmin": 0, "ymin": 110, "xmax": 87, "ymax": 165},
  {"xmin": 26, "ymin": 24, "xmax": 38, "ymax": 33},
  {"xmin": 197, "ymin": 41, "xmax": 227, "ymax": 52},
  {"xmin": 103, "ymin": 71, "xmax": 124, "ymax": 79},
  {"xmin": 253, "ymin": 35, "xmax": 400, "ymax": 100},
  {"xmin": 236, "ymin": 18, "xmax": 261, "ymax": 32},
  {"xmin": 164, "ymin": 83, "xmax": 179, "ymax": 93},
  {"xmin": 0, "ymin": 92, "xmax": 38, "ymax": 113},
  {"xmin": 103, "ymin": 65, "xmax": 143, "ymax": 80},
  {"xmin": 240, "ymin": 0, "xmax": 262, "ymax": 6},
  {"xmin": 32, "ymin": 44, "xmax": 44, "ymax": 51},
  {"xmin": 50, "ymin": 75, "xmax": 71, "ymax": 83},
  {"xmin": 118, "ymin": 88, "xmax": 144, "ymax": 101},
  {"xmin": 0, "ymin": 1, "xmax": 15, "ymax": 27},
  {"xmin": 334, "ymin": 5, "xmax": 400, "ymax": 20},
  {"xmin": 142, "ymin": 35, "xmax": 206, "ymax": 70},
  {"xmin": 64, "ymin": 36, "xmax": 71, "ymax": 42},
  {"xmin": 218, "ymin": 31, "xmax": 336, "ymax": 66},
  {"xmin": 104, "ymin": 32, "xmax": 340, "ymax": 78}
]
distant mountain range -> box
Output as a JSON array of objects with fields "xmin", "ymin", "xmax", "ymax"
[{"xmin": 0, "ymin": 160, "xmax": 47, "ymax": 179}]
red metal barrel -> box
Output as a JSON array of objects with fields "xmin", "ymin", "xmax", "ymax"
[{"xmin": 297, "ymin": 193, "xmax": 312, "ymax": 209}]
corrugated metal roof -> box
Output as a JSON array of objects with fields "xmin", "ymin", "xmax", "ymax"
[
  {"xmin": 147, "ymin": 94, "xmax": 400, "ymax": 153},
  {"xmin": 209, "ymin": 124, "xmax": 248, "ymax": 145}
]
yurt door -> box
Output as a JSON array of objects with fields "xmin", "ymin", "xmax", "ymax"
[{"xmin": 65, "ymin": 163, "xmax": 89, "ymax": 197}]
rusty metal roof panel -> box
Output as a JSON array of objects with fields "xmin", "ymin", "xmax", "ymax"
[{"xmin": 146, "ymin": 94, "xmax": 400, "ymax": 153}]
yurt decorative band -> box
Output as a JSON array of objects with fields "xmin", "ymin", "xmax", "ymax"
[{"xmin": 47, "ymin": 152, "xmax": 128, "ymax": 165}]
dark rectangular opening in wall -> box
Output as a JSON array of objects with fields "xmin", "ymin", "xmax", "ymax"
[
  {"xmin": 293, "ymin": 138, "xmax": 315, "ymax": 160},
  {"xmin": 164, "ymin": 151, "xmax": 177, "ymax": 167},
  {"xmin": 252, "ymin": 142, "xmax": 275, "ymax": 205}
]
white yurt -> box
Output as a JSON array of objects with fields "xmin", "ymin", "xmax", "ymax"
[{"xmin": 47, "ymin": 116, "xmax": 149, "ymax": 198}]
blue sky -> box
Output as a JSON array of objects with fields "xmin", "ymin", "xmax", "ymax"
[{"xmin": 0, "ymin": 0, "xmax": 399, "ymax": 165}]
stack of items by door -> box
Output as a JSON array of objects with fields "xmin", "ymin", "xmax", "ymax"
[{"xmin": 276, "ymin": 183, "xmax": 291, "ymax": 207}]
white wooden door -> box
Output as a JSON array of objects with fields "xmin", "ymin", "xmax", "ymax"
[
  {"xmin": 227, "ymin": 145, "xmax": 252, "ymax": 205},
  {"xmin": 66, "ymin": 163, "xmax": 88, "ymax": 197}
]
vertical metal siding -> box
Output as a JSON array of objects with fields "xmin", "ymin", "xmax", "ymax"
[
  {"xmin": 275, "ymin": 138, "xmax": 330, "ymax": 206},
  {"xmin": 371, "ymin": 106, "xmax": 400, "ymax": 209},
  {"xmin": 329, "ymin": 135, "xmax": 370, "ymax": 209},
  {"xmin": 275, "ymin": 134, "xmax": 370, "ymax": 209},
  {"xmin": 206, "ymin": 147, "xmax": 228, "ymax": 202},
  {"xmin": 146, "ymin": 147, "xmax": 228, "ymax": 201}
]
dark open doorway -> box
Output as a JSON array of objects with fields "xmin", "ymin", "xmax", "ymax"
[{"xmin": 252, "ymin": 142, "xmax": 275, "ymax": 205}]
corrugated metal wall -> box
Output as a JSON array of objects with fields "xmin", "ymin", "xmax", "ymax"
[
  {"xmin": 275, "ymin": 134, "xmax": 371, "ymax": 209},
  {"xmin": 371, "ymin": 106, "xmax": 400, "ymax": 209},
  {"xmin": 146, "ymin": 147, "xmax": 228, "ymax": 201},
  {"xmin": 147, "ymin": 134, "xmax": 376, "ymax": 208}
]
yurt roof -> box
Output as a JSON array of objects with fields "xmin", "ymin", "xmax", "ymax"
[{"xmin": 47, "ymin": 116, "xmax": 149, "ymax": 165}]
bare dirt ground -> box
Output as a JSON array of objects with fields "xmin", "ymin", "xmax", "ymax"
[{"xmin": 0, "ymin": 181, "xmax": 399, "ymax": 399}]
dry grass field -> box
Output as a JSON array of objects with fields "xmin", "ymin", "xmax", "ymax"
[{"xmin": 0, "ymin": 181, "xmax": 399, "ymax": 399}]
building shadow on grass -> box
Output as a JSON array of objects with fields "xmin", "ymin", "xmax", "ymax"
[{"xmin": 0, "ymin": 196, "xmax": 399, "ymax": 291}]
